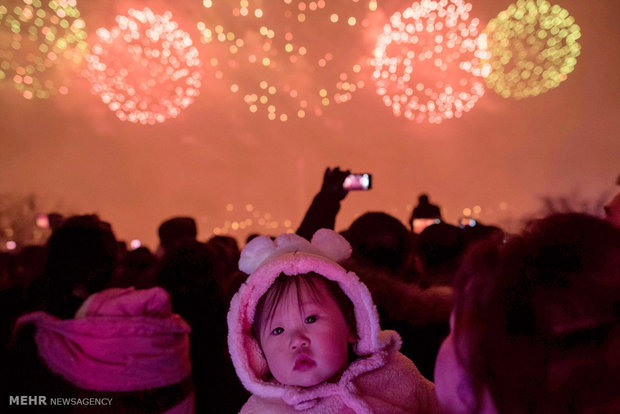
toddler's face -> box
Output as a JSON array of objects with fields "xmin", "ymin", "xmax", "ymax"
[{"xmin": 258, "ymin": 279, "xmax": 355, "ymax": 387}]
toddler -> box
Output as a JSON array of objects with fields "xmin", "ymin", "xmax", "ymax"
[{"xmin": 228, "ymin": 229, "xmax": 439, "ymax": 413}]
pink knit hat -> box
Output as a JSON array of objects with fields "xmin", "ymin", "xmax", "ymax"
[{"xmin": 228, "ymin": 229, "xmax": 396, "ymax": 400}]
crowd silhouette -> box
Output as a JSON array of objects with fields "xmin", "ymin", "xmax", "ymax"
[{"xmin": 1, "ymin": 167, "xmax": 618, "ymax": 413}]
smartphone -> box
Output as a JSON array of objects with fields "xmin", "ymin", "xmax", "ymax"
[{"xmin": 343, "ymin": 173, "xmax": 372, "ymax": 191}]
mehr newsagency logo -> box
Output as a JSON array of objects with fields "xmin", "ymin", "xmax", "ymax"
[{"xmin": 9, "ymin": 395, "xmax": 113, "ymax": 406}]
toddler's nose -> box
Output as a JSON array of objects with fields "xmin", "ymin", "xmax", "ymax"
[{"xmin": 290, "ymin": 332, "xmax": 309, "ymax": 350}]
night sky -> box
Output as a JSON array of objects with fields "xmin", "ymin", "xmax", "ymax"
[{"xmin": 1, "ymin": 0, "xmax": 619, "ymax": 248}]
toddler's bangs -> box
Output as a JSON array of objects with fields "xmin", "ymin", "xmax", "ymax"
[{"xmin": 253, "ymin": 272, "xmax": 356, "ymax": 343}]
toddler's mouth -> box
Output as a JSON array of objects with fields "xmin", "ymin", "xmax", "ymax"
[{"xmin": 294, "ymin": 355, "xmax": 316, "ymax": 371}]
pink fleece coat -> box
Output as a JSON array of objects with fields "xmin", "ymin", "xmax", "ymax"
[{"xmin": 227, "ymin": 230, "xmax": 440, "ymax": 413}]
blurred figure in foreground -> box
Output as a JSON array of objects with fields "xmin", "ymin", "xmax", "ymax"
[
  {"xmin": 605, "ymin": 191, "xmax": 620, "ymax": 229},
  {"xmin": 435, "ymin": 213, "xmax": 620, "ymax": 414},
  {"xmin": 603, "ymin": 174, "xmax": 620, "ymax": 229}
]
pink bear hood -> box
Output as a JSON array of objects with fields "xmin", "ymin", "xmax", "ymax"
[{"xmin": 228, "ymin": 229, "xmax": 436, "ymax": 413}]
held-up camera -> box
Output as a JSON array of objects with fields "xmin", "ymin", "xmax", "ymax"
[{"xmin": 343, "ymin": 173, "xmax": 372, "ymax": 191}]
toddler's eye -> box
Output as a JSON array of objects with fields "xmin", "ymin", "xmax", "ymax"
[
  {"xmin": 271, "ymin": 327, "xmax": 284, "ymax": 336},
  {"xmin": 305, "ymin": 315, "xmax": 317, "ymax": 324}
]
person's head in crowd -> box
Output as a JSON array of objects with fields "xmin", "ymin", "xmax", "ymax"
[
  {"xmin": 206, "ymin": 234, "xmax": 243, "ymax": 299},
  {"xmin": 343, "ymin": 212, "xmax": 414, "ymax": 279},
  {"xmin": 415, "ymin": 223, "xmax": 465, "ymax": 287},
  {"xmin": 116, "ymin": 240, "xmax": 128, "ymax": 262},
  {"xmin": 460, "ymin": 222, "xmax": 504, "ymax": 249},
  {"xmin": 156, "ymin": 239, "xmax": 222, "ymax": 321},
  {"xmin": 434, "ymin": 213, "xmax": 620, "ymax": 414},
  {"xmin": 206, "ymin": 235, "xmax": 240, "ymax": 271},
  {"xmin": 409, "ymin": 193, "xmax": 442, "ymax": 234},
  {"xmin": 604, "ymin": 191, "xmax": 620, "ymax": 229},
  {"xmin": 0, "ymin": 249, "xmax": 44, "ymax": 291},
  {"xmin": 44, "ymin": 214, "xmax": 118, "ymax": 318},
  {"xmin": 46, "ymin": 212, "xmax": 64, "ymax": 231},
  {"xmin": 14, "ymin": 245, "xmax": 47, "ymax": 289},
  {"xmin": 109, "ymin": 246, "xmax": 156, "ymax": 289},
  {"xmin": 0, "ymin": 251, "xmax": 14, "ymax": 290},
  {"xmin": 156, "ymin": 216, "xmax": 197, "ymax": 257},
  {"xmin": 124, "ymin": 246, "xmax": 156, "ymax": 269},
  {"xmin": 414, "ymin": 194, "xmax": 441, "ymax": 218}
]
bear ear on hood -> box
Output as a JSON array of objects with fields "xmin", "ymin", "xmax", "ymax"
[
  {"xmin": 238, "ymin": 230, "xmax": 351, "ymax": 275},
  {"xmin": 310, "ymin": 229, "xmax": 352, "ymax": 263},
  {"xmin": 238, "ymin": 236, "xmax": 276, "ymax": 275}
]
